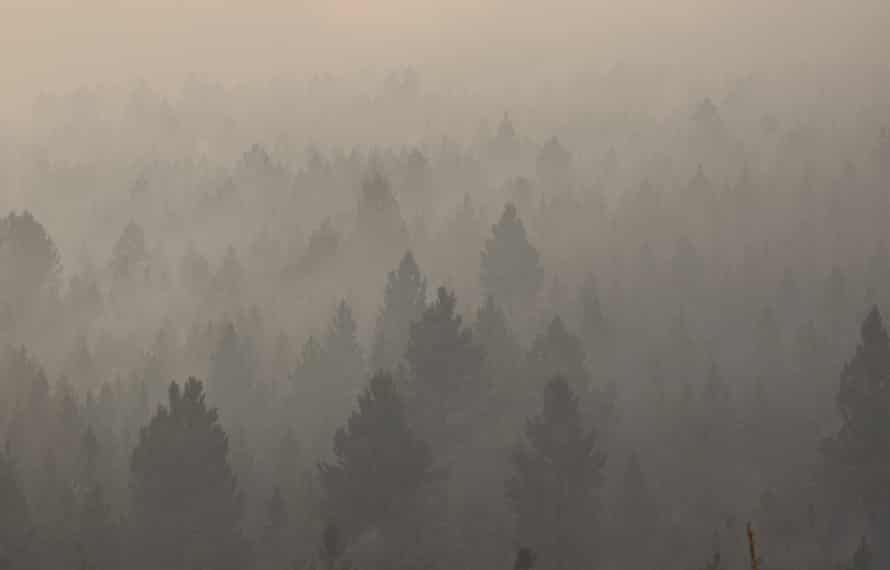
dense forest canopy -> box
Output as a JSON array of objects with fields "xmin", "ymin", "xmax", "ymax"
[{"xmin": 1, "ymin": 3, "xmax": 890, "ymax": 569}]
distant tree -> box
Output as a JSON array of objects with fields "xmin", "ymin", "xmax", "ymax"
[
  {"xmin": 0, "ymin": 211, "xmax": 61, "ymax": 332},
  {"xmin": 129, "ymin": 378, "xmax": 249, "ymax": 570},
  {"xmin": 288, "ymin": 218, "xmax": 340, "ymax": 277},
  {"xmin": 480, "ymin": 203, "xmax": 543, "ymax": 323},
  {"xmin": 370, "ymin": 251, "xmax": 427, "ymax": 374},
  {"xmin": 536, "ymin": 136, "xmax": 572, "ymax": 191},
  {"xmin": 614, "ymin": 453, "xmax": 658, "ymax": 567},
  {"xmin": 208, "ymin": 246, "xmax": 245, "ymax": 308},
  {"xmin": 298, "ymin": 300, "xmax": 367, "ymax": 453},
  {"xmin": 319, "ymin": 372, "xmax": 434, "ymax": 552},
  {"xmin": 209, "ymin": 321, "xmax": 256, "ymax": 420},
  {"xmin": 506, "ymin": 377, "xmax": 605, "ymax": 570},
  {"xmin": 179, "ymin": 242, "xmax": 211, "ymax": 296},
  {"xmin": 323, "ymin": 300, "xmax": 365, "ymax": 405},
  {"xmin": 526, "ymin": 317, "xmax": 589, "ymax": 399},
  {"xmin": 355, "ymin": 169, "xmax": 407, "ymax": 253},
  {"xmin": 577, "ymin": 274, "xmax": 611, "ymax": 365},
  {"xmin": 489, "ymin": 113, "xmax": 520, "ymax": 161},
  {"xmin": 475, "ymin": 295, "xmax": 522, "ymax": 389},
  {"xmin": 824, "ymin": 307, "xmax": 890, "ymax": 559},
  {"xmin": 109, "ymin": 221, "xmax": 148, "ymax": 281},
  {"xmin": 405, "ymin": 286, "xmax": 485, "ymax": 455}
]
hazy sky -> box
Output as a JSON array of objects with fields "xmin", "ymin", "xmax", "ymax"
[{"xmin": 2, "ymin": 0, "xmax": 888, "ymax": 115}]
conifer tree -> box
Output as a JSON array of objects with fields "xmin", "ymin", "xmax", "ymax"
[
  {"xmin": 475, "ymin": 295, "xmax": 522, "ymax": 390},
  {"xmin": 506, "ymin": 377, "xmax": 605, "ymax": 570},
  {"xmin": 824, "ymin": 307, "xmax": 890, "ymax": 557},
  {"xmin": 480, "ymin": 203, "xmax": 543, "ymax": 322},
  {"xmin": 405, "ymin": 287, "xmax": 485, "ymax": 455},
  {"xmin": 209, "ymin": 320, "xmax": 256, "ymax": 421},
  {"xmin": 370, "ymin": 251, "xmax": 427, "ymax": 374},
  {"xmin": 129, "ymin": 377, "xmax": 249, "ymax": 570},
  {"xmin": 319, "ymin": 372, "xmax": 434, "ymax": 552},
  {"xmin": 322, "ymin": 300, "xmax": 365, "ymax": 408}
]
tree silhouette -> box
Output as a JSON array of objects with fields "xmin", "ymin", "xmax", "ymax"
[
  {"xmin": 0, "ymin": 211, "xmax": 61, "ymax": 334},
  {"xmin": 506, "ymin": 377, "xmax": 605, "ymax": 570},
  {"xmin": 319, "ymin": 372, "xmax": 434, "ymax": 551},
  {"xmin": 824, "ymin": 307, "xmax": 890, "ymax": 558},
  {"xmin": 109, "ymin": 221, "xmax": 147, "ymax": 281},
  {"xmin": 129, "ymin": 377, "xmax": 249, "ymax": 570},
  {"xmin": 480, "ymin": 203, "xmax": 543, "ymax": 323},
  {"xmin": 405, "ymin": 286, "xmax": 485, "ymax": 456},
  {"xmin": 371, "ymin": 251, "xmax": 427, "ymax": 374}
]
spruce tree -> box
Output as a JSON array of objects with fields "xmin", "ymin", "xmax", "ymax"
[
  {"xmin": 404, "ymin": 286, "xmax": 485, "ymax": 455},
  {"xmin": 322, "ymin": 300, "xmax": 365, "ymax": 409},
  {"xmin": 129, "ymin": 377, "xmax": 249, "ymax": 570},
  {"xmin": 506, "ymin": 377, "xmax": 605, "ymax": 570},
  {"xmin": 480, "ymin": 203, "xmax": 543, "ymax": 322},
  {"xmin": 319, "ymin": 372, "xmax": 434, "ymax": 552},
  {"xmin": 824, "ymin": 307, "xmax": 890, "ymax": 556},
  {"xmin": 370, "ymin": 251, "xmax": 427, "ymax": 374}
]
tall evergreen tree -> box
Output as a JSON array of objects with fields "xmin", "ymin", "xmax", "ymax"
[
  {"xmin": 209, "ymin": 321, "xmax": 256, "ymax": 421},
  {"xmin": 577, "ymin": 274, "xmax": 611, "ymax": 367},
  {"xmin": 526, "ymin": 317, "xmax": 589, "ymax": 399},
  {"xmin": 109, "ymin": 221, "xmax": 148, "ymax": 282},
  {"xmin": 0, "ymin": 211, "xmax": 61, "ymax": 335},
  {"xmin": 824, "ymin": 307, "xmax": 890, "ymax": 558},
  {"xmin": 319, "ymin": 372, "xmax": 434, "ymax": 556},
  {"xmin": 480, "ymin": 203, "xmax": 543, "ymax": 323},
  {"xmin": 370, "ymin": 251, "xmax": 427, "ymax": 374},
  {"xmin": 322, "ymin": 300, "xmax": 365, "ymax": 407},
  {"xmin": 475, "ymin": 295, "xmax": 522, "ymax": 390},
  {"xmin": 506, "ymin": 377, "xmax": 605, "ymax": 570},
  {"xmin": 404, "ymin": 287, "xmax": 485, "ymax": 455},
  {"xmin": 129, "ymin": 378, "xmax": 249, "ymax": 570}
]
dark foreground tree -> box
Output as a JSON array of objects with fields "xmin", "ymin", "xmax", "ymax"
[
  {"xmin": 404, "ymin": 286, "xmax": 485, "ymax": 456},
  {"xmin": 319, "ymin": 372, "xmax": 435, "ymax": 564},
  {"xmin": 824, "ymin": 306, "xmax": 890, "ymax": 561},
  {"xmin": 129, "ymin": 377, "xmax": 249, "ymax": 570},
  {"xmin": 507, "ymin": 377, "xmax": 605, "ymax": 570}
]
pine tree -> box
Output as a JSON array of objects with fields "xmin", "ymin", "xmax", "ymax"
[
  {"xmin": 370, "ymin": 251, "xmax": 427, "ymax": 374},
  {"xmin": 209, "ymin": 321, "xmax": 255, "ymax": 421},
  {"xmin": 355, "ymin": 169, "xmax": 407, "ymax": 254},
  {"xmin": 322, "ymin": 300, "xmax": 365, "ymax": 410},
  {"xmin": 0, "ymin": 211, "xmax": 61, "ymax": 333},
  {"xmin": 506, "ymin": 377, "xmax": 605, "ymax": 570},
  {"xmin": 319, "ymin": 372, "xmax": 434, "ymax": 552},
  {"xmin": 475, "ymin": 295, "xmax": 522, "ymax": 390},
  {"xmin": 405, "ymin": 287, "xmax": 485, "ymax": 455},
  {"xmin": 109, "ymin": 221, "xmax": 147, "ymax": 281},
  {"xmin": 526, "ymin": 317, "xmax": 589, "ymax": 400},
  {"xmin": 577, "ymin": 274, "xmax": 611, "ymax": 367},
  {"xmin": 129, "ymin": 377, "xmax": 249, "ymax": 570},
  {"xmin": 480, "ymin": 203, "xmax": 543, "ymax": 323},
  {"xmin": 824, "ymin": 307, "xmax": 890, "ymax": 556}
]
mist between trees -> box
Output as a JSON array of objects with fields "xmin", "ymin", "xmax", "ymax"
[{"xmin": 1, "ymin": 64, "xmax": 890, "ymax": 570}]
